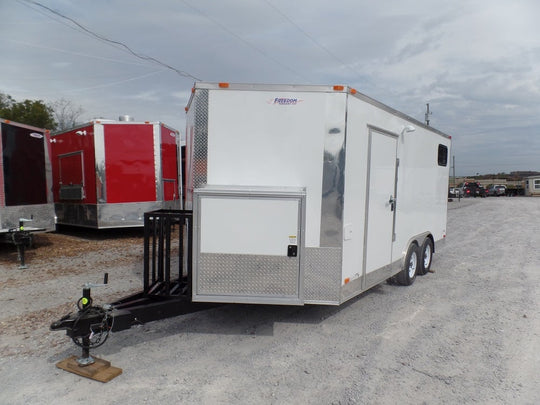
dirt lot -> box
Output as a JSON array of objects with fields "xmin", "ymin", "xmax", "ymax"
[{"xmin": 0, "ymin": 198, "xmax": 539, "ymax": 404}]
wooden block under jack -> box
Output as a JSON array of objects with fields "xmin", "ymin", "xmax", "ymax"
[{"xmin": 56, "ymin": 355, "xmax": 122, "ymax": 383}]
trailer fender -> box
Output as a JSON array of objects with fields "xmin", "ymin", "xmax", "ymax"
[{"xmin": 401, "ymin": 232, "xmax": 431, "ymax": 264}]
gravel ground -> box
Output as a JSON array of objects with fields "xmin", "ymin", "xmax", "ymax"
[{"xmin": 0, "ymin": 197, "xmax": 539, "ymax": 404}]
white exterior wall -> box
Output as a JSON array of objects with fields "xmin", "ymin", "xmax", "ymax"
[
  {"xmin": 341, "ymin": 97, "xmax": 369, "ymax": 286},
  {"xmin": 206, "ymin": 89, "xmax": 344, "ymax": 248},
  {"xmin": 342, "ymin": 95, "xmax": 450, "ymax": 287},
  {"xmin": 525, "ymin": 176, "xmax": 540, "ymax": 196},
  {"xmin": 393, "ymin": 126, "xmax": 450, "ymax": 261}
]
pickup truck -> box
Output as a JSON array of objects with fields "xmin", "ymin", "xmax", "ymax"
[{"xmin": 460, "ymin": 182, "xmax": 486, "ymax": 198}]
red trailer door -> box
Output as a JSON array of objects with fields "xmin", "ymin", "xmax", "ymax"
[{"xmin": 104, "ymin": 124, "xmax": 156, "ymax": 203}]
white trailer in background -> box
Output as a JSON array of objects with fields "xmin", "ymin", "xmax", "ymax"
[{"xmin": 185, "ymin": 82, "xmax": 451, "ymax": 306}]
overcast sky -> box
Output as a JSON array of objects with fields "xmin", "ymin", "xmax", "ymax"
[{"xmin": 1, "ymin": 0, "xmax": 539, "ymax": 176}]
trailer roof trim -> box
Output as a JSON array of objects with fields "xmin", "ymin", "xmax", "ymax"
[
  {"xmin": 186, "ymin": 82, "xmax": 452, "ymax": 139},
  {"xmin": 1, "ymin": 118, "xmax": 48, "ymax": 132},
  {"xmin": 51, "ymin": 120, "xmax": 179, "ymax": 136}
]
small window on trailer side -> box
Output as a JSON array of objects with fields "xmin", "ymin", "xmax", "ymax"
[{"xmin": 437, "ymin": 144, "xmax": 448, "ymax": 167}]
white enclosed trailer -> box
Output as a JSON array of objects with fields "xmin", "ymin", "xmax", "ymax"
[{"xmin": 185, "ymin": 82, "xmax": 451, "ymax": 306}]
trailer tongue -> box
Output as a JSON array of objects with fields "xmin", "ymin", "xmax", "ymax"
[{"xmin": 50, "ymin": 210, "xmax": 216, "ymax": 381}]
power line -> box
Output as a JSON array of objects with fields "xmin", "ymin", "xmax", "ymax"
[
  {"xmin": 262, "ymin": 1, "xmax": 348, "ymax": 67},
  {"xmin": 60, "ymin": 70, "xmax": 167, "ymax": 93},
  {"xmin": 16, "ymin": 0, "xmax": 146, "ymax": 64},
  {"xmin": 4, "ymin": 38, "xmax": 151, "ymax": 68},
  {"xmin": 4, "ymin": 69, "xmax": 167, "ymax": 96},
  {"xmin": 262, "ymin": 0, "xmax": 363, "ymax": 81},
  {"xmin": 180, "ymin": 0, "xmax": 310, "ymax": 82},
  {"xmin": 18, "ymin": 0, "xmax": 201, "ymax": 81}
]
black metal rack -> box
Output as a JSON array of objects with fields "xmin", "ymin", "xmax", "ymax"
[
  {"xmin": 143, "ymin": 209, "xmax": 193, "ymax": 297},
  {"xmin": 109, "ymin": 209, "xmax": 215, "ymax": 332}
]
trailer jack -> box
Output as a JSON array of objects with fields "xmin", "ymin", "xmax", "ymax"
[
  {"xmin": 50, "ymin": 273, "xmax": 215, "ymax": 382},
  {"xmin": 51, "ymin": 274, "xmax": 123, "ymax": 382},
  {"xmin": 7, "ymin": 219, "xmax": 34, "ymax": 269}
]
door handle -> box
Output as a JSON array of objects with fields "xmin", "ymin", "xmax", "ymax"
[{"xmin": 389, "ymin": 196, "xmax": 395, "ymax": 211}]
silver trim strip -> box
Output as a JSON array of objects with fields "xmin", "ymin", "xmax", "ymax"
[
  {"xmin": 0, "ymin": 118, "xmax": 48, "ymax": 133},
  {"xmin": 153, "ymin": 124, "xmax": 162, "ymax": 200},
  {"xmin": 93, "ymin": 124, "xmax": 107, "ymax": 203},
  {"xmin": 54, "ymin": 201, "xmax": 178, "ymax": 228},
  {"xmin": 320, "ymin": 95, "xmax": 347, "ymax": 247}
]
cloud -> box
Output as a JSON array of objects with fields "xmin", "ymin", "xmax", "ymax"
[{"xmin": 1, "ymin": 0, "xmax": 539, "ymax": 175}]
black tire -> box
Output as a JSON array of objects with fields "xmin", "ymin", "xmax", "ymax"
[
  {"xmin": 417, "ymin": 238, "xmax": 434, "ymax": 276},
  {"xmin": 395, "ymin": 243, "xmax": 419, "ymax": 286}
]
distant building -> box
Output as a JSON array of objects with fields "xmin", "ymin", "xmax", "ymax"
[
  {"xmin": 524, "ymin": 175, "xmax": 540, "ymax": 196},
  {"xmin": 475, "ymin": 178, "xmax": 507, "ymax": 187}
]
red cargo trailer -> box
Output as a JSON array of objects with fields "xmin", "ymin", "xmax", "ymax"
[
  {"xmin": 51, "ymin": 118, "xmax": 180, "ymax": 228},
  {"xmin": 0, "ymin": 118, "xmax": 55, "ymax": 233}
]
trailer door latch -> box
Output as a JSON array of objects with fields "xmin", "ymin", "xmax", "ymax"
[
  {"xmin": 389, "ymin": 196, "xmax": 396, "ymax": 211},
  {"xmin": 287, "ymin": 245, "xmax": 298, "ymax": 257}
]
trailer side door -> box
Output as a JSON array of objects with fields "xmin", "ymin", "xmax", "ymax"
[
  {"xmin": 364, "ymin": 128, "xmax": 398, "ymax": 279},
  {"xmin": 193, "ymin": 186, "xmax": 305, "ymax": 305}
]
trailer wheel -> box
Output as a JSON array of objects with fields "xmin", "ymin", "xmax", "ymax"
[
  {"xmin": 396, "ymin": 244, "xmax": 418, "ymax": 286},
  {"xmin": 417, "ymin": 238, "xmax": 434, "ymax": 276}
]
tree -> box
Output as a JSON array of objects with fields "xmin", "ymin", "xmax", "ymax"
[
  {"xmin": 1, "ymin": 91, "xmax": 86, "ymax": 130},
  {"xmin": 9, "ymin": 99, "xmax": 56, "ymax": 129},
  {"xmin": 0, "ymin": 92, "xmax": 15, "ymax": 116},
  {"xmin": 0, "ymin": 91, "xmax": 56, "ymax": 129},
  {"xmin": 51, "ymin": 98, "xmax": 84, "ymax": 131}
]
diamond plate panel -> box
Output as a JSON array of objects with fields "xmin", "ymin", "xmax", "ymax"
[
  {"xmin": 197, "ymin": 253, "xmax": 299, "ymax": 297},
  {"xmin": 304, "ymin": 247, "xmax": 342, "ymax": 303},
  {"xmin": 193, "ymin": 89, "xmax": 208, "ymax": 189},
  {"xmin": 1, "ymin": 203, "xmax": 56, "ymax": 231}
]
